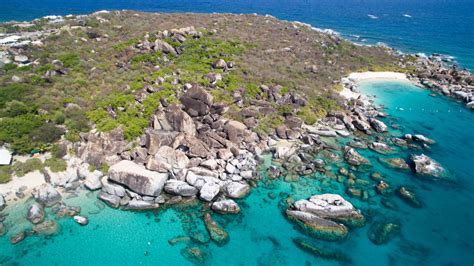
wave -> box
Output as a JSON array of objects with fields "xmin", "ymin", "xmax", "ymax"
[
  {"xmin": 403, "ymin": 14, "xmax": 413, "ymax": 18},
  {"xmin": 368, "ymin": 14, "xmax": 379, "ymax": 19}
]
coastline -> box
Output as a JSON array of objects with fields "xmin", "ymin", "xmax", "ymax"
[
  {"xmin": 340, "ymin": 71, "xmax": 409, "ymax": 100},
  {"xmin": 0, "ymin": 11, "xmax": 473, "ymax": 265}
]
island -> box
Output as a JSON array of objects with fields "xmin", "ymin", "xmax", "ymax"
[{"xmin": 0, "ymin": 11, "xmax": 472, "ymax": 264}]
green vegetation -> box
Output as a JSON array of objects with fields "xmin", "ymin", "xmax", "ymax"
[
  {"xmin": 12, "ymin": 158, "xmax": 43, "ymax": 177},
  {"xmin": 255, "ymin": 114, "xmax": 284, "ymax": 135},
  {"xmin": 0, "ymin": 12, "xmax": 403, "ymax": 155},
  {"xmin": 88, "ymin": 33, "xmax": 245, "ymax": 140},
  {"xmin": 44, "ymin": 157, "xmax": 67, "ymax": 172},
  {"xmin": 0, "ymin": 166, "xmax": 12, "ymax": 183}
]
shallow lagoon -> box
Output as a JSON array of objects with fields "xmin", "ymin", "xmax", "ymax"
[{"xmin": 1, "ymin": 81, "xmax": 474, "ymax": 265}]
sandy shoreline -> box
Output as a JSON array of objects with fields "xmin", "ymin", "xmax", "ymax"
[
  {"xmin": 340, "ymin": 71, "xmax": 410, "ymax": 100},
  {"xmin": 0, "ymin": 171, "xmax": 45, "ymax": 202}
]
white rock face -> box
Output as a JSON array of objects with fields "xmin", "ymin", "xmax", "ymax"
[
  {"xmin": 84, "ymin": 170, "xmax": 103, "ymax": 190},
  {"xmin": 271, "ymin": 140, "xmax": 297, "ymax": 159},
  {"xmin": 369, "ymin": 118, "xmax": 388, "ymax": 132},
  {"xmin": 154, "ymin": 146, "xmax": 189, "ymax": 170},
  {"xmin": 412, "ymin": 134, "xmax": 435, "ymax": 144},
  {"xmin": 411, "ymin": 154, "xmax": 446, "ymax": 178},
  {"xmin": 32, "ymin": 183, "xmax": 62, "ymax": 207},
  {"xmin": 126, "ymin": 199, "xmax": 159, "ymax": 210},
  {"xmin": 199, "ymin": 182, "xmax": 220, "ymax": 202},
  {"xmin": 293, "ymin": 194, "xmax": 356, "ymax": 218},
  {"xmin": 101, "ymin": 176, "xmax": 126, "ymax": 197},
  {"xmin": 0, "ymin": 194, "xmax": 5, "ymax": 210},
  {"xmin": 211, "ymin": 199, "xmax": 240, "ymax": 214},
  {"xmin": 224, "ymin": 182, "xmax": 250, "ymax": 199},
  {"xmin": 108, "ymin": 160, "xmax": 168, "ymax": 196},
  {"xmin": 200, "ymin": 159, "xmax": 218, "ymax": 170},
  {"xmin": 186, "ymin": 171, "xmax": 220, "ymax": 189},
  {"xmin": 27, "ymin": 203, "xmax": 45, "ymax": 224},
  {"xmin": 164, "ymin": 180, "xmax": 198, "ymax": 197},
  {"xmin": 73, "ymin": 215, "xmax": 88, "ymax": 225}
]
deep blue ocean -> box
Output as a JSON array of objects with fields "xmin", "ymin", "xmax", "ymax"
[
  {"xmin": 0, "ymin": 0, "xmax": 473, "ymax": 70},
  {"xmin": 1, "ymin": 1, "xmax": 474, "ymax": 265}
]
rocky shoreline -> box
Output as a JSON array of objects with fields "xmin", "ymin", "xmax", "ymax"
[{"xmin": 0, "ymin": 11, "xmax": 462, "ymax": 263}]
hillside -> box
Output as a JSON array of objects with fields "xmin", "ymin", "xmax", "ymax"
[{"xmin": 0, "ymin": 11, "xmax": 408, "ymax": 181}]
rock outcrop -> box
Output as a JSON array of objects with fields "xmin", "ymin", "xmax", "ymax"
[
  {"xmin": 411, "ymin": 154, "xmax": 449, "ymax": 180},
  {"xmin": 32, "ymin": 183, "xmax": 62, "ymax": 207},
  {"xmin": 211, "ymin": 199, "xmax": 240, "ymax": 214},
  {"xmin": 286, "ymin": 194, "xmax": 364, "ymax": 241},
  {"xmin": 108, "ymin": 160, "xmax": 168, "ymax": 196}
]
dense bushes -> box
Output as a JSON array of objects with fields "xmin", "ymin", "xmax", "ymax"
[
  {"xmin": 0, "ymin": 166, "xmax": 12, "ymax": 183},
  {"xmin": 0, "ymin": 115, "xmax": 63, "ymax": 153},
  {"xmin": 44, "ymin": 157, "xmax": 67, "ymax": 172},
  {"xmin": 12, "ymin": 158, "xmax": 43, "ymax": 177}
]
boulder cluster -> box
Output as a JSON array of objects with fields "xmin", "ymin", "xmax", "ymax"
[
  {"xmin": 76, "ymin": 80, "xmax": 263, "ymax": 211},
  {"xmin": 286, "ymin": 194, "xmax": 365, "ymax": 241},
  {"xmin": 409, "ymin": 54, "xmax": 474, "ymax": 109}
]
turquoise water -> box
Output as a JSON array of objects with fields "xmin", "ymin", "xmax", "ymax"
[
  {"xmin": 1, "ymin": 0, "xmax": 473, "ymax": 70},
  {"xmin": 1, "ymin": 81, "xmax": 474, "ymax": 265}
]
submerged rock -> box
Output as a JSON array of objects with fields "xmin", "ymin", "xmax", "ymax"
[
  {"xmin": 369, "ymin": 142, "xmax": 395, "ymax": 154},
  {"xmin": 211, "ymin": 199, "xmax": 240, "ymax": 214},
  {"xmin": 32, "ymin": 220, "xmax": 59, "ymax": 236},
  {"xmin": 369, "ymin": 118, "xmax": 388, "ymax": 133},
  {"xmin": 126, "ymin": 199, "xmax": 159, "ymax": 210},
  {"xmin": 286, "ymin": 194, "xmax": 364, "ymax": 241},
  {"xmin": 397, "ymin": 186, "xmax": 422, "ymax": 208},
  {"xmin": 376, "ymin": 181, "xmax": 391, "ymax": 195},
  {"xmin": 0, "ymin": 222, "xmax": 5, "ymax": 236},
  {"xmin": 286, "ymin": 210, "xmax": 348, "ymax": 241},
  {"xmin": 378, "ymin": 157, "xmax": 410, "ymax": 171},
  {"xmin": 344, "ymin": 146, "xmax": 369, "ymax": 166},
  {"xmin": 412, "ymin": 134, "xmax": 435, "ymax": 145},
  {"xmin": 181, "ymin": 245, "xmax": 207, "ymax": 265},
  {"xmin": 98, "ymin": 191, "xmax": 121, "ymax": 208},
  {"xmin": 203, "ymin": 213, "xmax": 229, "ymax": 246},
  {"xmin": 199, "ymin": 182, "xmax": 220, "ymax": 202},
  {"xmin": 292, "ymin": 237, "xmax": 351, "ymax": 263},
  {"xmin": 32, "ymin": 183, "xmax": 62, "ymax": 207},
  {"xmin": 0, "ymin": 194, "xmax": 5, "ymax": 211},
  {"xmin": 73, "ymin": 215, "xmax": 89, "ymax": 226},
  {"xmin": 223, "ymin": 182, "xmax": 250, "ymax": 199},
  {"xmin": 108, "ymin": 160, "xmax": 168, "ymax": 196},
  {"xmin": 292, "ymin": 194, "xmax": 365, "ymax": 228},
  {"xmin": 410, "ymin": 154, "xmax": 449, "ymax": 180},
  {"xmin": 368, "ymin": 220, "xmax": 401, "ymax": 245},
  {"xmin": 10, "ymin": 232, "xmax": 26, "ymax": 244},
  {"xmin": 27, "ymin": 203, "xmax": 45, "ymax": 224}
]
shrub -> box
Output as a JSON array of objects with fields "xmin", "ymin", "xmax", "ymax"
[
  {"xmin": 244, "ymin": 83, "xmax": 260, "ymax": 99},
  {"xmin": 44, "ymin": 157, "xmax": 67, "ymax": 172},
  {"xmin": 58, "ymin": 53, "xmax": 80, "ymax": 68},
  {"xmin": 1, "ymin": 100, "xmax": 31, "ymax": 117},
  {"xmin": 13, "ymin": 158, "xmax": 43, "ymax": 177},
  {"xmin": 2, "ymin": 63, "xmax": 17, "ymax": 71},
  {"xmin": 0, "ymin": 83, "xmax": 31, "ymax": 108},
  {"xmin": 0, "ymin": 166, "xmax": 12, "ymax": 184},
  {"xmin": 255, "ymin": 114, "xmax": 284, "ymax": 134},
  {"xmin": 50, "ymin": 143, "xmax": 67, "ymax": 158},
  {"xmin": 29, "ymin": 123, "xmax": 64, "ymax": 144},
  {"xmin": 297, "ymin": 106, "xmax": 318, "ymax": 125}
]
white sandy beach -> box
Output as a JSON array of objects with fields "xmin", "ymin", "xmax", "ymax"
[
  {"xmin": 0, "ymin": 171, "xmax": 45, "ymax": 201},
  {"xmin": 340, "ymin": 71, "xmax": 409, "ymax": 100},
  {"xmin": 0, "ymin": 154, "xmax": 50, "ymax": 202},
  {"xmin": 348, "ymin": 71, "xmax": 408, "ymax": 82}
]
